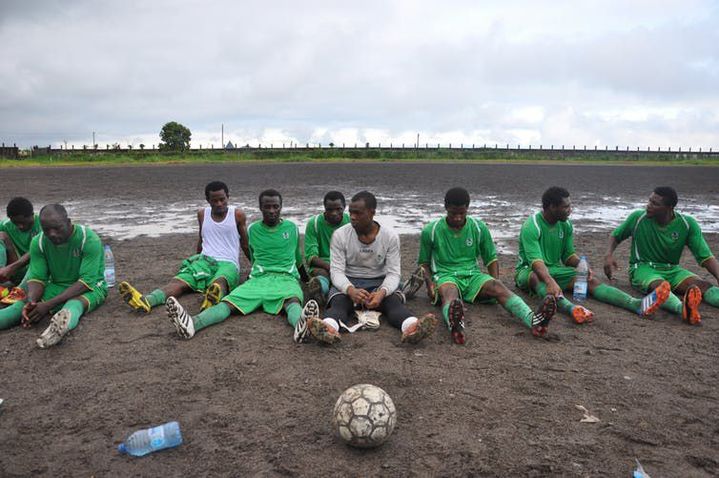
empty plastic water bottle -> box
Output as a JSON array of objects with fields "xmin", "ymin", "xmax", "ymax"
[
  {"xmin": 573, "ymin": 256, "xmax": 589, "ymax": 302},
  {"xmin": 104, "ymin": 244, "xmax": 116, "ymax": 287},
  {"xmin": 118, "ymin": 421, "xmax": 183, "ymax": 457}
]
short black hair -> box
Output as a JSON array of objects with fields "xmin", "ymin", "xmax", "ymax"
[
  {"xmin": 39, "ymin": 203, "xmax": 68, "ymax": 220},
  {"xmin": 323, "ymin": 191, "xmax": 346, "ymax": 207},
  {"xmin": 205, "ymin": 181, "xmax": 229, "ymax": 200},
  {"xmin": 351, "ymin": 191, "xmax": 377, "ymax": 210},
  {"xmin": 259, "ymin": 188, "xmax": 282, "ymax": 207},
  {"xmin": 444, "ymin": 187, "xmax": 470, "ymax": 208},
  {"xmin": 654, "ymin": 186, "xmax": 678, "ymax": 208},
  {"xmin": 542, "ymin": 186, "xmax": 570, "ymax": 210},
  {"xmin": 7, "ymin": 197, "xmax": 33, "ymax": 218}
]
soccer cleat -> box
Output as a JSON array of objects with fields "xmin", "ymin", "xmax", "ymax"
[
  {"xmin": 36, "ymin": 309, "xmax": 72, "ymax": 349},
  {"xmin": 0, "ymin": 286, "xmax": 8, "ymax": 300},
  {"xmin": 682, "ymin": 285, "xmax": 702, "ymax": 325},
  {"xmin": 401, "ymin": 314, "xmax": 438, "ymax": 344},
  {"xmin": 0, "ymin": 287, "xmax": 27, "ymax": 305},
  {"xmin": 571, "ymin": 304, "xmax": 594, "ymax": 324},
  {"xmin": 166, "ymin": 296, "xmax": 195, "ymax": 339},
  {"xmin": 119, "ymin": 281, "xmax": 151, "ymax": 313},
  {"xmin": 400, "ymin": 266, "xmax": 425, "ymax": 299},
  {"xmin": 306, "ymin": 276, "xmax": 326, "ymax": 306},
  {"xmin": 201, "ymin": 282, "xmax": 223, "ymax": 311},
  {"xmin": 308, "ymin": 316, "xmax": 341, "ymax": 344},
  {"xmin": 639, "ymin": 280, "xmax": 670, "ymax": 317},
  {"xmin": 448, "ymin": 298, "xmax": 466, "ymax": 345},
  {"xmin": 530, "ymin": 295, "xmax": 557, "ymax": 337},
  {"xmin": 295, "ymin": 299, "xmax": 319, "ymax": 343}
]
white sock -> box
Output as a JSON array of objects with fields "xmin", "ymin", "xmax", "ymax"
[
  {"xmin": 323, "ymin": 317, "xmax": 339, "ymax": 332},
  {"xmin": 401, "ymin": 316, "xmax": 418, "ymax": 333}
]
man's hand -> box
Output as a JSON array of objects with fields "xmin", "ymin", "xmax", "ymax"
[
  {"xmin": 347, "ymin": 287, "xmax": 370, "ymax": 306},
  {"xmin": 0, "ymin": 265, "xmax": 13, "ymax": 282},
  {"xmin": 23, "ymin": 301, "xmax": 52, "ymax": 327},
  {"xmin": 604, "ymin": 254, "xmax": 619, "ymax": 279},
  {"xmin": 545, "ymin": 280, "xmax": 563, "ymax": 297},
  {"xmin": 365, "ymin": 289, "xmax": 386, "ymax": 309},
  {"xmin": 21, "ymin": 302, "xmax": 38, "ymax": 328}
]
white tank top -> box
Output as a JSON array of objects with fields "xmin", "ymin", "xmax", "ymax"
[{"xmin": 201, "ymin": 206, "xmax": 240, "ymax": 270}]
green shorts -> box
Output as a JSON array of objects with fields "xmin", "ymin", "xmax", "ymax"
[
  {"xmin": 515, "ymin": 265, "xmax": 576, "ymax": 294},
  {"xmin": 222, "ymin": 273, "xmax": 303, "ymax": 315},
  {"xmin": 629, "ymin": 263, "xmax": 697, "ymax": 292},
  {"xmin": 433, "ymin": 272, "xmax": 496, "ymax": 305},
  {"xmin": 174, "ymin": 255, "xmax": 240, "ymax": 293},
  {"xmin": 43, "ymin": 282, "xmax": 107, "ymax": 313}
]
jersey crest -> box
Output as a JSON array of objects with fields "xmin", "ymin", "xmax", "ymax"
[
  {"xmin": 465, "ymin": 237, "xmax": 473, "ymax": 247},
  {"xmin": 282, "ymin": 231, "xmax": 290, "ymax": 239}
]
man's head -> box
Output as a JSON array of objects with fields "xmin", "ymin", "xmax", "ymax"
[
  {"xmin": 323, "ymin": 191, "xmax": 346, "ymax": 226},
  {"xmin": 6, "ymin": 197, "xmax": 35, "ymax": 232},
  {"xmin": 259, "ymin": 189, "xmax": 282, "ymax": 226},
  {"xmin": 39, "ymin": 204, "xmax": 73, "ymax": 245},
  {"xmin": 444, "ymin": 187, "xmax": 470, "ymax": 229},
  {"xmin": 647, "ymin": 186, "xmax": 678, "ymax": 218},
  {"xmin": 349, "ymin": 191, "xmax": 376, "ymax": 232},
  {"xmin": 541, "ymin": 186, "xmax": 571, "ymax": 222},
  {"xmin": 204, "ymin": 181, "xmax": 229, "ymax": 215}
]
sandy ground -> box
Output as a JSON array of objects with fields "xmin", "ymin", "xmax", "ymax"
[{"xmin": 1, "ymin": 163, "xmax": 718, "ymax": 477}]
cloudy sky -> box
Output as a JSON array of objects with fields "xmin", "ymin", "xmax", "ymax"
[{"xmin": 1, "ymin": 0, "xmax": 717, "ymax": 149}]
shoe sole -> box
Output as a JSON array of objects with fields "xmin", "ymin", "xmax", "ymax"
[
  {"xmin": 682, "ymin": 286, "xmax": 702, "ymax": 325},
  {"xmin": 401, "ymin": 267, "xmax": 424, "ymax": 299},
  {"xmin": 166, "ymin": 297, "xmax": 194, "ymax": 339},
  {"xmin": 36, "ymin": 309, "xmax": 72, "ymax": 349},
  {"xmin": 308, "ymin": 317, "xmax": 341, "ymax": 344},
  {"xmin": 0, "ymin": 287, "xmax": 26, "ymax": 305},
  {"xmin": 532, "ymin": 295, "xmax": 557, "ymax": 328},
  {"xmin": 201, "ymin": 282, "xmax": 223, "ymax": 311},
  {"xmin": 640, "ymin": 281, "xmax": 671, "ymax": 317},
  {"xmin": 401, "ymin": 314, "xmax": 438, "ymax": 344},
  {"xmin": 295, "ymin": 300, "xmax": 319, "ymax": 343},
  {"xmin": 572, "ymin": 305, "xmax": 594, "ymax": 324},
  {"xmin": 119, "ymin": 281, "xmax": 151, "ymax": 313},
  {"xmin": 448, "ymin": 299, "xmax": 465, "ymax": 345}
]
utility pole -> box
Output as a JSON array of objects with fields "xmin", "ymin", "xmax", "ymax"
[
  {"xmin": 221, "ymin": 123, "xmax": 224, "ymax": 149},
  {"xmin": 92, "ymin": 131, "xmax": 96, "ymax": 147}
]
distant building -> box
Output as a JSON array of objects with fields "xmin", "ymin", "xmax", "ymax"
[{"xmin": 225, "ymin": 141, "xmax": 235, "ymax": 149}]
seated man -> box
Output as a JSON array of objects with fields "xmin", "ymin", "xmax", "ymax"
[
  {"xmin": 0, "ymin": 197, "xmax": 41, "ymax": 288},
  {"xmin": 166, "ymin": 189, "xmax": 313, "ymax": 342},
  {"xmin": 0, "ymin": 204, "xmax": 107, "ymax": 348},
  {"xmin": 302, "ymin": 191, "xmax": 437, "ymax": 345},
  {"xmin": 304, "ymin": 191, "xmax": 350, "ymax": 304},
  {"xmin": 120, "ymin": 181, "xmax": 250, "ymax": 313},
  {"xmin": 605, "ymin": 186, "xmax": 719, "ymax": 325},
  {"xmin": 419, "ymin": 187, "xmax": 557, "ymax": 343},
  {"xmin": 515, "ymin": 186, "xmax": 669, "ymax": 325}
]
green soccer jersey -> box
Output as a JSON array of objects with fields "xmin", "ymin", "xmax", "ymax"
[
  {"xmin": 0, "ymin": 215, "xmax": 41, "ymax": 256},
  {"xmin": 611, "ymin": 209, "xmax": 714, "ymax": 266},
  {"xmin": 247, "ymin": 219, "xmax": 302, "ymax": 278},
  {"xmin": 516, "ymin": 211, "xmax": 577, "ymax": 271},
  {"xmin": 304, "ymin": 212, "xmax": 350, "ymax": 263},
  {"xmin": 418, "ymin": 216, "xmax": 497, "ymax": 275},
  {"xmin": 27, "ymin": 225, "xmax": 106, "ymax": 289}
]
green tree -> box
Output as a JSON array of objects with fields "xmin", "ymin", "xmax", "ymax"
[{"xmin": 159, "ymin": 121, "xmax": 191, "ymax": 151}]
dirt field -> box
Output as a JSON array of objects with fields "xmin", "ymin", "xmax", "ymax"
[{"xmin": 1, "ymin": 163, "xmax": 718, "ymax": 477}]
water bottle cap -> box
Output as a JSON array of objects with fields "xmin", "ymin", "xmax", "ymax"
[{"xmin": 118, "ymin": 443, "xmax": 127, "ymax": 454}]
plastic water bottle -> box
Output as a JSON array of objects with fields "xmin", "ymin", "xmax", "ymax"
[
  {"xmin": 573, "ymin": 256, "xmax": 589, "ymax": 302},
  {"xmin": 104, "ymin": 244, "xmax": 116, "ymax": 287},
  {"xmin": 118, "ymin": 421, "xmax": 183, "ymax": 457}
]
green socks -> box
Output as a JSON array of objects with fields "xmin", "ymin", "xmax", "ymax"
[
  {"xmin": 317, "ymin": 275, "xmax": 330, "ymax": 295},
  {"xmin": 591, "ymin": 284, "xmax": 641, "ymax": 314},
  {"xmin": 504, "ymin": 294, "xmax": 534, "ymax": 328},
  {"xmin": 285, "ymin": 301, "xmax": 302, "ymax": 327},
  {"xmin": 703, "ymin": 286, "xmax": 719, "ymax": 308},
  {"xmin": 533, "ymin": 281, "xmax": 574, "ymax": 315},
  {"xmin": 0, "ymin": 301, "xmax": 24, "ymax": 329},
  {"xmin": 194, "ymin": 302, "xmax": 232, "ymax": 331},
  {"xmin": 0, "ymin": 241, "xmax": 6, "ymax": 267},
  {"xmin": 661, "ymin": 292, "xmax": 683, "ymax": 315},
  {"xmin": 441, "ymin": 302, "xmax": 451, "ymax": 328},
  {"xmin": 61, "ymin": 299, "xmax": 85, "ymax": 330},
  {"xmin": 145, "ymin": 289, "xmax": 167, "ymax": 308}
]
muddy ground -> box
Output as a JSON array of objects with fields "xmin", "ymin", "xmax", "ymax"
[{"xmin": 0, "ymin": 163, "xmax": 718, "ymax": 477}]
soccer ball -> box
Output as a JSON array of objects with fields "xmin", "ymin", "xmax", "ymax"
[{"xmin": 332, "ymin": 384, "xmax": 397, "ymax": 448}]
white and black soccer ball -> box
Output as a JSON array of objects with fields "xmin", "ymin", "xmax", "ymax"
[{"xmin": 332, "ymin": 384, "xmax": 397, "ymax": 448}]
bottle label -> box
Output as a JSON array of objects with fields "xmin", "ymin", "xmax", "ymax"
[
  {"xmin": 148, "ymin": 425, "xmax": 166, "ymax": 449},
  {"xmin": 573, "ymin": 282, "xmax": 587, "ymax": 296}
]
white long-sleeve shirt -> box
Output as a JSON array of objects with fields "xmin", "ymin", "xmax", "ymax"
[{"xmin": 330, "ymin": 222, "xmax": 402, "ymax": 295}]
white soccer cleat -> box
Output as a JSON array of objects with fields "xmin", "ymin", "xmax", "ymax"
[
  {"xmin": 36, "ymin": 309, "xmax": 72, "ymax": 349},
  {"xmin": 166, "ymin": 296, "xmax": 195, "ymax": 339},
  {"xmin": 295, "ymin": 299, "xmax": 319, "ymax": 343}
]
